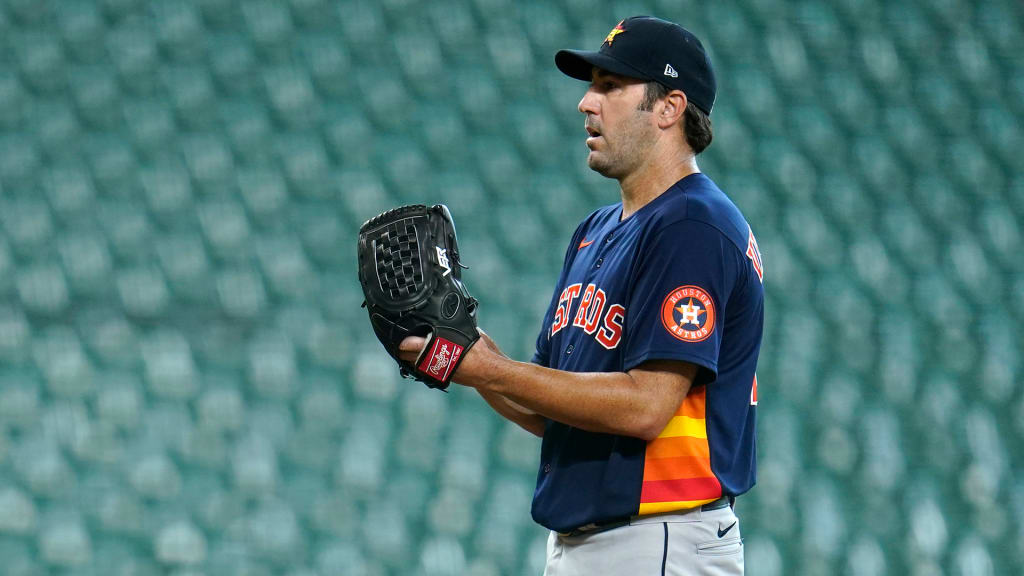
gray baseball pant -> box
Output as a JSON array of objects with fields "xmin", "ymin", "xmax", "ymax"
[{"xmin": 542, "ymin": 504, "xmax": 743, "ymax": 575}]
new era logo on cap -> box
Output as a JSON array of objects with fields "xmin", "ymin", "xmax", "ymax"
[{"xmin": 664, "ymin": 63, "xmax": 678, "ymax": 78}]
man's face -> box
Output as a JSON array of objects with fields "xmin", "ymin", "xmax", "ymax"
[{"xmin": 578, "ymin": 69, "xmax": 657, "ymax": 179}]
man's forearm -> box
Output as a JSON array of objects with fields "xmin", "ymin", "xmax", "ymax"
[
  {"xmin": 475, "ymin": 389, "xmax": 546, "ymax": 437},
  {"xmin": 459, "ymin": 354, "xmax": 681, "ymax": 441}
]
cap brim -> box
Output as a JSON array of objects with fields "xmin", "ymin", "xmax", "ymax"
[{"xmin": 555, "ymin": 49, "xmax": 652, "ymax": 82}]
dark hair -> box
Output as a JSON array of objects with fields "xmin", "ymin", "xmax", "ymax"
[{"xmin": 640, "ymin": 81, "xmax": 713, "ymax": 154}]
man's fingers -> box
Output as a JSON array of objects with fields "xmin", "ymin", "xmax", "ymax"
[
  {"xmin": 398, "ymin": 336, "xmax": 427, "ymax": 364},
  {"xmin": 399, "ymin": 336, "xmax": 427, "ymax": 353}
]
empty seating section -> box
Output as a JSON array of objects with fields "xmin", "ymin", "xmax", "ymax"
[{"xmin": 0, "ymin": 0, "xmax": 1020, "ymax": 574}]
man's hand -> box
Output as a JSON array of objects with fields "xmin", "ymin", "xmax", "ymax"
[{"xmin": 398, "ymin": 329, "xmax": 503, "ymax": 386}]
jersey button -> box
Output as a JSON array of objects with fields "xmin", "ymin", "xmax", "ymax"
[
  {"xmin": 543, "ymin": 463, "xmax": 552, "ymax": 473},
  {"xmin": 596, "ymin": 258, "xmax": 603, "ymax": 268},
  {"xmin": 565, "ymin": 344, "xmax": 574, "ymax": 355},
  {"xmin": 605, "ymin": 235, "xmax": 613, "ymax": 243}
]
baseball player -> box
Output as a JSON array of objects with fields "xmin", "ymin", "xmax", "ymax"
[{"xmin": 400, "ymin": 16, "xmax": 763, "ymax": 575}]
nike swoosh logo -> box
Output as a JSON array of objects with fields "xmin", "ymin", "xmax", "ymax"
[
  {"xmin": 578, "ymin": 238, "xmax": 595, "ymax": 250},
  {"xmin": 717, "ymin": 521, "xmax": 737, "ymax": 538}
]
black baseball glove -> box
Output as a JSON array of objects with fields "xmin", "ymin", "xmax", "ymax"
[{"xmin": 357, "ymin": 204, "xmax": 479, "ymax": 390}]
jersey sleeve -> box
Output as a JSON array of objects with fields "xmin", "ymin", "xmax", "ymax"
[{"xmin": 622, "ymin": 219, "xmax": 739, "ymax": 380}]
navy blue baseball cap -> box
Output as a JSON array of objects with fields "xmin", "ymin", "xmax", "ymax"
[{"xmin": 555, "ymin": 16, "xmax": 717, "ymax": 115}]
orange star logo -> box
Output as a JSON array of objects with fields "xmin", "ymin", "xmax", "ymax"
[{"xmin": 604, "ymin": 21, "xmax": 625, "ymax": 45}]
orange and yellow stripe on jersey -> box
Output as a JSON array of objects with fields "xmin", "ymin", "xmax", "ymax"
[{"xmin": 638, "ymin": 385, "xmax": 721, "ymax": 515}]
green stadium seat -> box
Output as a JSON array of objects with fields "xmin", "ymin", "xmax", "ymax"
[
  {"xmin": 246, "ymin": 331, "xmax": 298, "ymax": 399},
  {"xmin": 32, "ymin": 100, "xmax": 83, "ymax": 163},
  {"xmin": 338, "ymin": 405, "xmax": 391, "ymax": 496},
  {"xmin": 245, "ymin": 498, "xmax": 305, "ymax": 565},
  {"xmin": 242, "ymin": 0, "xmax": 295, "ymax": 61},
  {"xmin": 71, "ymin": 67, "xmax": 121, "ymax": 130},
  {"xmin": 13, "ymin": 435, "xmax": 75, "ymax": 498},
  {"xmin": 122, "ymin": 100, "xmax": 174, "ymax": 160},
  {"xmin": 520, "ymin": 1, "xmax": 569, "ymax": 55},
  {"xmin": 0, "ymin": 71, "xmax": 24, "ymax": 131},
  {"xmin": 181, "ymin": 134, "xmax": 235, "ymax": 196},
  {"xmin": 152, "ymin": 0, "xmax": 204, "ymax": 63},
  {"xmin": 417, "ymin": 105, "xmax": 470, "ymax": 168},
  {"xmin": 289, "ymin": 0, "xmax": 334, "ymax": 30},
  {"xmin": 155, "ymin": 232, "xmax": 213, "ymax": 304},
  {"xmin": 33, "ymin": 326, "xmax": 95, "ymax": 398},
  {"xmin": 314, "ymin": 542, "xmax": 368, "ymax": 576},
  {"xmin": 703, "ymin": 3, "xmax": 756, "ymax": 64},
  {"xmin": 427, "ymin": 1, "xmax": 481, "ymax": 64},
  {"xmin": 14, "ymin": 31, "xmax": 65, "ymax": 94},
  {"xmin": 439, "ymin": 410, "xmax": 491, "ymax": 496},
  {"xmin": 485, "ymin": 25, "xmax": 535, "ymax": 91},
  {"xmin": 509, "ymin": 102, "xmax": 562, "ymax": 167},
  {"xmin": 297, "ymin": 33, "xmax": 350, "ymax": 98},
  {"xmin": 38, "ymin": 513, "xmax": 93, "ymax": 568},
  {"xmin": 363, "ymin": 502, "xmax": 412, "ymax": 569},
  {"xmin": 0, "ymin": 304, "xmax": 31, "ymax": 365},
  {"xmin": 236, "ymin": 167, "xmax": 286, "ymax": 224},
  {"xmin": 44, "ymin": 163, "xmax": 96, "ymax": 220},
  {"xmin": 208, "ymin": 34, "xmax": 258, "ymax": 95},
  {"xmin": 264, "ymin": 68, "xmax": 321, "ymax": 130},
  {"xmin": 162, "ymin": 67, "xmax": 218, "ymax": 130},
  {"xmin": 1, "ymin": 198, "xmax": 54, "ymax": 258},
  {"xmin": 231, "ymin": 433, "xmax": 279, "ymax": 495},
  {"xmin": 0, "ymin": 134, "xmax": 41, "ymax": 191},
  {"xmin": 116, "ymin": 267, "xmax": 170, "ymax": 318},
  {"xmin": 321, "ymin": 104, "xmax": 372, "ymax": 165},
  {"xmin": 393, "ymin": 30, "xmax": 447, "ymax": 98},
  {"xmin": 295, "ymin": 379, "xmax": 346, "ymax": 434},
  {"xmin": 354, "ymin": 68, "xmax": 411, "ymax": 131},
  {"xmin": 350, "ymin": 347, "xmax": 401, "ymax": 403},
  {"xmin": 216, "ymin": 267, "xmax": 268, "ymax": 319},
  {"xmin": 374, "ymin": 135, "xmax": 430, "ymax": 200},
  {"xmin": 275, "ymin": 134, "xmax": 330, "ymax": 197},
  {"xmin": 219, "ymin": 101, "xmax": 271, "ymax": 164},
  {"xmin": 197, "ymin": 197, "xmax": 250, "ymax": 260},
  {"xmin": 254, "ymin": 234, "xmax": 316, "ymax": 300},
  {"xmin": 154, "ymin": 519, "xmax": 207, "ymax": 567},
  {"xmin": 0, "ymin": 372, "xmax": 38, "ymax": 430},
  {"xmin": 140, "ymin": 163, "xmax": 194, "ymax": 223},
  {"xmin": 16, "ymin": 264, "xmax": 70, "ymax": 317},
  {"xmin": 335, "ymin": 0, "xmax": 388, "ymax": 62},
  {"xmin": 140, "ymin": 330, "xmax": 198, "ymax": 399},
  {"xmin": 58, "ymin": 0, "xmax": 104, "ymax": 64},
  {"xmin": 783, "ymin": 204, "xmax": 842, "ymax": 270},
  {"xmin": 197, "ymin": 385, "xmax": 245, "ymax": 432},
  {"xmin": 419, "ymin": 535, "xmax": 468, "ymax": 576},
  {"xmin": 453, "ymin": 68, "xmax": 503, "ymax": 130},
  {"xmin": 0, "ymin": 486, "xmax": 37, "ymax": 535},
  {"xmin": 107, "ymin": 25, "xmax": 159, "ymax": 94}
]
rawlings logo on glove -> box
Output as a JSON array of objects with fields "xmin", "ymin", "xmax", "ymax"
[{"xmin": 357, "ymin": 204, "xmax": 479, "ymax": 390}]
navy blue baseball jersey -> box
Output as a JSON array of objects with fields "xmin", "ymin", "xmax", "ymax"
[{"xmin": 530, "ymin": 173, "xmax": 764, "ymax": 533}]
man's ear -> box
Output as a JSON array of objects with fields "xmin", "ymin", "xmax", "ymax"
[{"xmin": 656, "ymin": 90, "xmax": 688, "ymax": 130}]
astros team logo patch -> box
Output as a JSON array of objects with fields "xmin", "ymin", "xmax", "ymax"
[{"xmin": 661, "ymin": 285, "xmax": 716, "ymax": 342}]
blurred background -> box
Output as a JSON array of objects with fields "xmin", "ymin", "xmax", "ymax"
[{"xmin": 0, "ymin": 0, "xmax": 1022, "ymax": 575}]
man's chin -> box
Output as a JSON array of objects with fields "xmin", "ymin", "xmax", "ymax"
[{"xmin": 586, "ymin": 154, "xmax": 615, "ymax": 178}]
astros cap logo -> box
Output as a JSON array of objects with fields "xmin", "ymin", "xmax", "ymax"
[
  {"xmin": 660, "ymin": 285, "xmax": 715, "ymax": 342},
  {"xmin": 604, "ymin": 20, "xmax": 625, "ymax": 45}
]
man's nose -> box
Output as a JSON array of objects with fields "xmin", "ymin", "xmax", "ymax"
[{"xmin": 578, "ymin": 89, "xmax": 599, "ymax": 115}]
